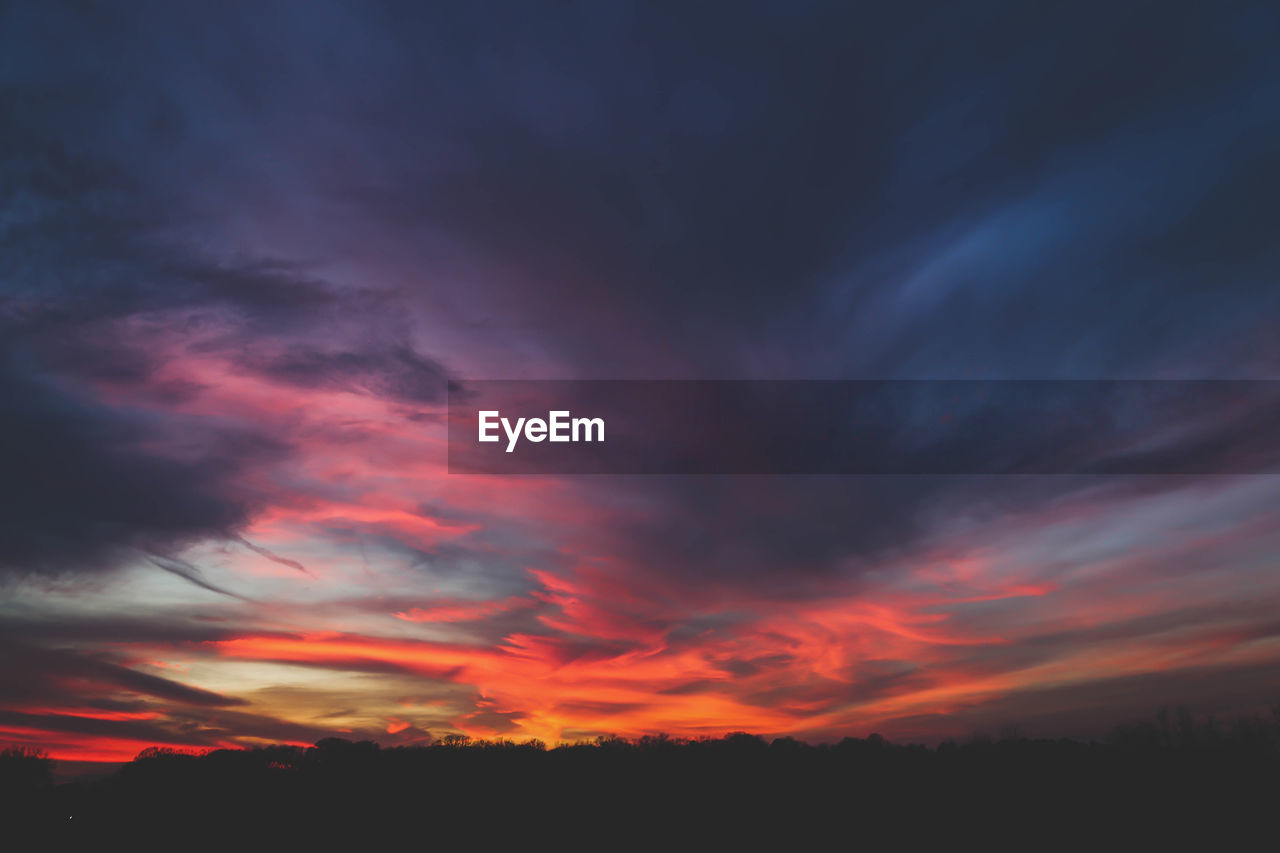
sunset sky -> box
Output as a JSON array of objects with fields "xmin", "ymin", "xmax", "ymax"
[{"xmin": 3, "ymin": 2, "xmax": 1280, "ymax": 767}]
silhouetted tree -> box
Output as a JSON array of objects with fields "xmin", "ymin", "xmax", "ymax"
[
  {"xmin": 0, "ymin": 746, "xmax": 54, "ymax": 793},
  {"xmin": 7, "ymin": 706, "xmax": 1279, "ymax": 845}
]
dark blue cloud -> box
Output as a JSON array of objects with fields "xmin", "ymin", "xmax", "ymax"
[
  {"xmin": 3, "ymin": 0, "xmax": 1277, "ymax": 576},
  {"xmin": 5, "ymin": 1, "xmax": 1278, "ymax": 379}
]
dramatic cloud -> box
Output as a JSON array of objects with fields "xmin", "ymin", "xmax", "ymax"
[
  {"xmin": 0, "ymin": 363, "xmax": 270, "ymax": 576},
  {"xmin": 1, "ymin": 1, "xmax": 1279, "ymax": 763},
  {"xmin": 234, "ymin": 344, "xmax": 453, "ymax": 405}
]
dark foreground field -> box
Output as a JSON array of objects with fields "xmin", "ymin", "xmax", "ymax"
[{"xmin": 4, "ymin": 707, "xmax": 1278, "ymax": 845}]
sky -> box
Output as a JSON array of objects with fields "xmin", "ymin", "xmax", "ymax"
[{"xmin": 2, "ymin": 1, "xmax": 1280, "ymax": 765}]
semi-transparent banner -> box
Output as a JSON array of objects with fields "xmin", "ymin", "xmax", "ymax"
[{"xmin": 447, "ymin": 380, "xmax": 1280, "ymax": 475}]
